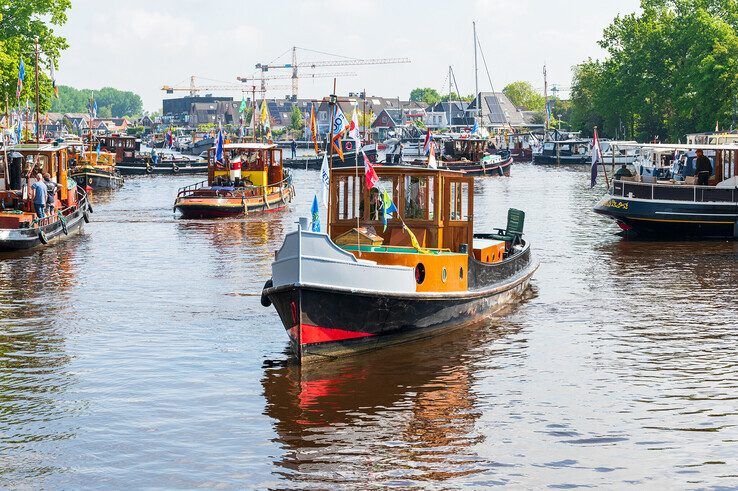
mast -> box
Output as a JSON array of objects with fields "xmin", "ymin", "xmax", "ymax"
[
  {"xmin": 543, "ymin": 63, "xmax": 549, "ymax": 137},
  {"xmin": 34, "ymin": 36, "xmax": 40, "ymax": 143},
  {"xmin": 473, "ymin": 22, "xmax": 479, "ymax": 124},
  {"xmin": 251, "ymin": 85, "xmax": 257, "ymax": 142},
  {"xmin": 448, "ymin": 65, "xmax": 452, "ymax": 130},
  {"xmin": 326, "ymin": 78, "xmax": 337, "ymax": 236}
]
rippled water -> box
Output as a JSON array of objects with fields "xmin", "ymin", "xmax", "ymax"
[{"xmin": 1, "ymin": 164, "xmax": 737, "ymax": 488}]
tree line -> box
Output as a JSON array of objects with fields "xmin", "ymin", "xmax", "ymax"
[
  {"xmin": 51, "ymin": 85, "xmax": 143, "ymax": 118},
  {"xmin": 569, "ymin": 0, "xmax": 738, "ymax": 140}
]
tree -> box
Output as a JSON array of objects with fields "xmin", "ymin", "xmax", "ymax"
[
  {"xmin": 502, "ymin": 81, "xmax": 546, "ymax": 112},
  {"xmin": 289, "ymin": 105, "xmax": 303, "ymax": 131},
  {"xmin": 0, "ymin": 0, "xmax": 71, "ymax": 111},
  {"xmin": 569, "ymin": 0, "xmax": 738, "ymax": 140},
  {"xmin": 51, "ymin": 85, "xmax": 143, "ymax": 117},
  {"xmin": 409, "ymin": 87, "xmax": 441, "ymax": 105}
]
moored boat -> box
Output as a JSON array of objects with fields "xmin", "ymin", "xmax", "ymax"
[
  {"xmin": 69, "ymin": 147, "xmax": 124, "ymax": 189},
  {"xmin": 440, "ymin": 137, "xmax": 513, "ymax": 176},
  {"xmin": 0, "ymin": 143, "xmax": 91, "ymax": 251},
  {"xmin": 92, "ymin": 134, "xmax": 207, "ymax": 175},
  {"xmin": 594, "ymin": 142, "xmax": 738, "ymax": 238},
  {"xmin": 532, "ymin": 139, "xmax": 591, "ymax": 165},
  {"xmin": 261, "ymin": 164, "xmax": 537, "ymax": 363},
  {"xmin": 173, "ymin": 142, "xmax": 295, "ymax": 218}
]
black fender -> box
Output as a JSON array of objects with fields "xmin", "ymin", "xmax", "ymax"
[
  {"xmin": 38, "ymin": 228, "xmax": 48, "ymax": 244},
  {"xmin": 260, "ymin": 279, "xmax": 273, "ymax": 307}
]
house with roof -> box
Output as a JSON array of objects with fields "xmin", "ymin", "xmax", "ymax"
[
  {"xmin": 467, "ymin": 92, "xmax": 528, "ymax": 131},
  {"xmin": 424, "ymin": 101, "xmax": 473, "ymax": 129},
  {"xmin": 63, "ymin": 113, "xmax": 90, "ymax": 134}
]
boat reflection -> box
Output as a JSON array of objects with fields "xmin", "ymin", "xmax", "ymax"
[
  {"xmin": 175, "ymin": 216, "xmax": 285, "ymax": 251},
  {"xmin": 0, "ymin": 246, "xmax": 79, "ymax": 478},
  {"xmin": 262, "ymin": 318, "xmax": 526, "ymax": 486}
]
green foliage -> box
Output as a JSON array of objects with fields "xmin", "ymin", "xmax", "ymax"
[
  {"xmin": 502, "ymin": 81, "xmax": 546, "ymax": 111},
  {"xmin": 50, "ymin": 85, "xmax": 143, "ymax": 117},
  {"xmin": 0, "ymin": 0, "xmax": 70, "ymax": 111},
  {"xmin": 410, "ymin": 87, "xmax": 441, "ymax": 105},
  {"xmin": 570, "ymin": 0, "xmax": 738, "ymax": 140},
  {"xmin": 289, "ymin": 105, "xmax": 303, "ymax": 131},
  {"xmin": 439, "ymin": 92, "xmax": 475, "ymax": 102}
]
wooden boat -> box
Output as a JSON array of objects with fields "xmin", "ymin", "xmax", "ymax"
[
  {"xmin": 92, "ymin": 134, "xmax": 207, "ymax": 175},
  {"xmin": 593, "ymin": 142, "xmax": 738, "ymax": 238},
  {"xmin": 69, "ymin": 147, "xmax": 124, "ymax": 189},
  {"xmin": 440, "ymin": 137, "xmax": 513, "ymax": 176},
  {"xmin": 261, "ymin": 165, "xmax": 537, "ymax": 363},
  {"xmin": 173, "ymin": 143, "xmax": 295, "ymax": 218},
  {"xmin": 0, "ymin": 143, "xmax": 91, "ymax": 251},
  {"xmin": 283, "ymin": 141, "xmax": 379, "ymax": 169}
]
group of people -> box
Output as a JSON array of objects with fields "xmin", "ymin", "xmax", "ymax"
[{"xmin": 30, "ymin": 173, "xmax": 58, "ymax": 219}]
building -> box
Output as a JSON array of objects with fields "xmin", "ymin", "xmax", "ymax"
[
  {"xmin": 467, "ymin": 92, "xmax": 528, "ymax": 131},
  {"xmin": 424, "ymin": 101, "xmax": 473, "ymax": 129},
  {"xmin": 163, "ymin": 95, "xmax": 234, "ymax": 125}
]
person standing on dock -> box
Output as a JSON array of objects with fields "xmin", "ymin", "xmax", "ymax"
[
  {"xmin": 695, "ymin": 149, "xmax": 712, "ymax": 186},
  {"xmin": 290, "ymin": 139, "xmax": 297, "ymax": 158},
  {"xmin": 30, "ymin": 173, "xmax": 47, "ymax": 219}
]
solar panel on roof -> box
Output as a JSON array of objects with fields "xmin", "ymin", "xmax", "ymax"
[{"xmin": 485, "ymin": 95, "xmax": 505, "ymax": 124}]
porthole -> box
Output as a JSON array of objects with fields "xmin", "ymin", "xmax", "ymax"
[
  {"xmin": 415, "ymin": 263, "xmax": 426, "ymax": 284},
  {"xmin": 441, "ymin": 267, "xmax": 447, "ymax": 283}
]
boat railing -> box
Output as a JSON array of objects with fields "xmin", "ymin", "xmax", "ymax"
[
  {"xmin": 176, "ymin": 180, "xmax": 208, "ymax": 197},
  {"xmin": 176, "ymin": 174, "xmax": 292, "ymax": 199},
  {"xmin": 611, "ymin": 179, "xmax": 737, "ymax": 203},
  {"xmin": 34, "ymin": 186, "xmax": 87, "ymax": 228}
]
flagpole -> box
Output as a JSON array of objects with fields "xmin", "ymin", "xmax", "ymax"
[
  {"xmin": 34, "ymin": 37, "xmax": 40, "ymax": 143},
  {"xmin": 326, "ymin": 78, "xmax": 336, "ymax": 237}
]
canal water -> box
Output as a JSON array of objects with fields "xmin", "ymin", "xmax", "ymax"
[{"xmin": 1, "ymin": 164, "xmax": 737, "ymax": 488}]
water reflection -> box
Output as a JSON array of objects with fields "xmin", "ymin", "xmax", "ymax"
[
  {"xmin": 0, "ymin": 246, "xmax": 80, "ymax": 484},
  {"xmin": 263, "ymin": 319, "xmax": 526, "ymax": 487}
]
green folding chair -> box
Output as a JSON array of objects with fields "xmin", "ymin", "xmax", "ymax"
[{"xmin": 488, "ymin": 208, "xmax": 525, "ymax": 247}]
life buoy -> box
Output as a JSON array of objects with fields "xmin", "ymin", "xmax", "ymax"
[
  {"xmin": 345, "ymin": 140, "xmax": 353, "ymax": 151},
  {"xmin": 260, "ymin": 279, "xmax": 273, "ymax": 307},
  {"xmin": 38, "ymin": 229, "xmax": 48, "ymax": 244},
  {"xmin": 172, "ymin": 164, "xmax": 180, "ymax": 173},
  {"xmin": 87, "ymin": 177, "xmax": 93, "ymax": 185},
  {"xmin": 145, "ymin": 165, "xmax": 153, "ymax": 174}
]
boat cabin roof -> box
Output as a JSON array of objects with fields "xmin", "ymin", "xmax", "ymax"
[
  {"xmin": 615, "ymin": 142, "xmax": 738, "ymax": 151},
  {"xmin": 10, "ymin": 142, "xmax": 70, "ymax": 153},
  {"xmin": 223, "ymin": 143, "xmax": 276, "ymax": 150}
]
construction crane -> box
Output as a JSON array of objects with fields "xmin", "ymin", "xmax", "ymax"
[
  {"xmin": 161, "ymin": 75, "xmax": 291, "ymax": 96},
  {"xmin": 236, "ymin": 71, "xmax": 357, "ymax": 95},
  {"xmin": 254, "ymin": 46, "xmax": 411, "ymax": 98}
]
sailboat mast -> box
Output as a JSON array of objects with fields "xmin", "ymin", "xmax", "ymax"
[
  {"xmin": 448, "ymin": 66, "xmax": 452, "ymax": 129},
  {"xmin": 543, "ymin": 64, "xmax": 549, "ymax": 135},
  {"xmin": 473, "ymin": 22, "xmax": 480, "ymax": 123}
]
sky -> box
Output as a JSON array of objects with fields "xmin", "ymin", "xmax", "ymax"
[{"xmin": 56, "ymin": 0, "xmax": 641, "ymax": 112}]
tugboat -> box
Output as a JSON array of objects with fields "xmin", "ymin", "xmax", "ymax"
[
  {"xmin": 93, "ymin": 134, "xmax": 207, "ymax": 175},
  {"xmin": 69, "ymin": 146, "xmax": 123, "ymax": 189},
  {"xmin": 594, "ymin": 142, "xmax": 738, "ymax": 238},
  {"xmin": 0, "ymin": 142, "xmax": 91, "ymax": 251},
  {"xmin": 173, "ymin": 142, "xmax": 294, "ymax": 218},
  {"xmin": 261, "ymin": 164, "xmax": 537, "ymax": 363}
]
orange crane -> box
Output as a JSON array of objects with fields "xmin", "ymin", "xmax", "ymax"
[{"xmin": 253, "ymin": 46, "xmax": 411, "ymax": 98}]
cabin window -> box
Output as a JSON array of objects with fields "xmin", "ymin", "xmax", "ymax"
[
  {"xmin": 449, "ymin": 181, "xmax": 469, "ymax": 221},
  {"xmin": 363, "ymin": 177, "xmax": 398, "ymax": 222},
  {"xmin": 403, "ymin": 175, "xmax": 433, "ymax": 220},
  {"xmin": 337, "ymin": 175, "xmax": 361, "ymax": 220}
]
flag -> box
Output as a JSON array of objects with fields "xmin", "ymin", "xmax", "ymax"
[
  {"xmin": 319, "ymin": 151, "xmax": 330, "ymax": 206},
  {"xmin": 239, "ymin": 96, "xmax": 247, "ymax": 113},
  {"xmin": 310, "ymin": 195, "xmax": 321, "ymax": 232},
  {"xmin": 49, "ymin": 62, "xmax": 59, "ymax": 98},
  {"xmin": 166, "ymin": 129, "xmax": 174, "ymax": 148},
  {"xmin": 215, "ymin": 127, "xmax": 224, "ymax": 163},
  {"xmin": 402, "ymin": 222, "xmax": 430, "ymax": 254},
  {"xmin": 331, "ymin": 105, "xmax": 350, "ymax": 161},
  {"xmin": 310, "ymin": 105, "xmax": 319, "ymax": 154},
  {"xmin": 428, "ymin": 141, "xmax": 438, "ymax": 169},
  {"xmin": 471, "ymin": 121, "xmax": 479, "ymax": 135},
  {"xmin": 381, "ymin": 190, "xmax": 398, "ymax": 232},
  {"xmin": 349, "ymin": 108, "xmax": 361, "ymax": 142},
  {"xmin": 590, "ymin": 127, "xmax": 603, "ymax": 187},
  {"xmin": 260, "ymin": 99, "xmax": 271, "ymax": 139},
  {"xmin": 16, "ymin": 58, "xmax": 25, "ymax": 100},
  {"xmin": 423, "ymin": 128, "xmax": 432, "ymax": 155},
  {"xmin": 363, "ymin": 150, "xmax": 379, "ymax": 190}
]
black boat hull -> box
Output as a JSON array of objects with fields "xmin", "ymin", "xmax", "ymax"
[
  {"xmin": 444, "ymin": 155, "xmax": 513, "ymax": 176},
  {"xmin": 533, "ymin": 154, "xmax": 589, "ymax": 165},
  {"xmin": 0, "ymin": 198, "xmax": 90, "ymax": 251},
  {"xmin": 265, "ymin": 255, "xmax": 536, "ymax": 363},
  {"xmin": 283, "ymin": 148, "xmax": 378, "ymax": 170},
  {"xmin": 71, "ymin": 171, "xmax": 124, "ymax": 189},
  {"xmin": 594, "ymin": 193, "xmax": 738, "ymax": 238},
  {"xmin": 116, "ymin": 161, "xmax": 208, "ymax": 175}
]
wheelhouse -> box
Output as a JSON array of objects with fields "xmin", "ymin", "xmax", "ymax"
[{"xmin": 207, "ymin": 143, "xmax": 284, "ymax": 189}]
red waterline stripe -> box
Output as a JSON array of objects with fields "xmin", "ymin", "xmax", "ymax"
[{"xmin": 300, "ymin": 324, "xmax": 374, "ymax": 345}]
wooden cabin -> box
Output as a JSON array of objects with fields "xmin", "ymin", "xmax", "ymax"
[
  {"xmin": 442, "ymin": 138, "xmax": 488, "ymax": 162},
  {"xmin": 207, "ymin": 143, "xmax": 284, "ymax": 188},
  {"xmin": 328, "ymin": 166, "xmax": 480, "ymax": 293},
  {"xmin": 91, "ymin": 134, "xmax": 141, "ymax": 164}
]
